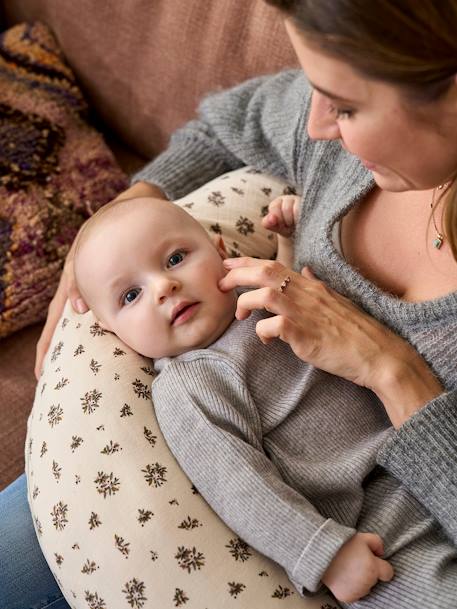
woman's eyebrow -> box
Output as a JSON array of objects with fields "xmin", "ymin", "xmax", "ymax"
[{"xmin": 309, "ymin": 81, "xmax": 356, "ymax": 104}]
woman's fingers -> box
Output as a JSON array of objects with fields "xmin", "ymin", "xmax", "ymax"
[{"xmin": 220, "ymin": 258, "xmax": 288, "ymax": 291}]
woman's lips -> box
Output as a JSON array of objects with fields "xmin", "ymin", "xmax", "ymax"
[{"xmin": 172, "ymin": 303, "xmax": 200, "ymax": 326}]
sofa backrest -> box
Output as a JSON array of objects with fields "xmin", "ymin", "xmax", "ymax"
[{"xmin": 3, "ymin": 0, "xmax": 298, "ymax": 158}]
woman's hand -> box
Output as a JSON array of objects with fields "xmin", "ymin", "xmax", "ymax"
[
  {"xmin": 34, "ymin": 180, "xmax": 166, "ymax": 380},
  {"xmin": 219, "ymin": 257, "xmax": 444, "ymax": 427}
]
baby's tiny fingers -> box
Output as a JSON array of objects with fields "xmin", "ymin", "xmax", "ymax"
[{"xmin": 377, "ymin": 558, "xmax": 395, "ymax": 583}]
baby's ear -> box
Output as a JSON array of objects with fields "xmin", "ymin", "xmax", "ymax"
[{"xmin": 211, "ymin": 234, "xmax": 228, "ymax": 259}]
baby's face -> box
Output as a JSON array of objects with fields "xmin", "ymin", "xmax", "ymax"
[{"xmin": 75, "ymin": 198, "xmax": 237, "ymax": 358}]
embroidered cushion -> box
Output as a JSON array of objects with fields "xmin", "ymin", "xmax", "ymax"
[
  {"xmin": 25, "ymin": 168, "xmax": 338, "ymax": 609},
  {"xmin": 0, "ymin": 22, "xmax": 128, "ymax": 338}
]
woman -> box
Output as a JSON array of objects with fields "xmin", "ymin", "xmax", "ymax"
[{"xmin": 2, "ymin": 1, "xmax": 457, "ymax": 607}]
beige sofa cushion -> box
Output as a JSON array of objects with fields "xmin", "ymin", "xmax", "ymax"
[
  {"xmin": 3, "ymin": 0, "xmax": 298, "ymax": 158},
  {"xmin": 25, "ymin": 168, "xmax": 338, "ymax": 609}
]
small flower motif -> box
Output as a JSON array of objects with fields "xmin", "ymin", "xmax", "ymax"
[
  {"xmin": 210, "ymin": 223, "xmax": 222, "ymax": 234},
  {"xmin": 81, "ymin": 389, "xmax": 102, "ymax": 414},
  {"xmin": 55, "ymin": 553, "xmax": 64, "ymax": 566},
  {"xmin": 70, "ymin": 436, "xmax": 83, "ymax": 452},
  {"xmin": 228, "ymin": 582, "xmax": 246, "ymax": 598},
  {"xmin": 178, "ymin": 516, "xmax": 201, "ymax": 531},
  {"xmin": 140, "ymin": 365, "xmax": 155, "ymax": 376},
  {"xmin": 115, "ymin": 534, "xmax": 131, "ymax": 558},
  {"xmin": 142, "ymin": 463, "xmax": 167, "ymax": 488},
  {"xmin": 54, "ymin": 377, "xmax": 69, "ymax": 390},
  {"xmin": 40, "ymin": 441, "xmax": 48, "ymax": 457},
  {"xmin": 150, "ymin": 550, "xmax": 159, "ymax": 561},
  {"xmin": 81, "ymin": 559, "xmax": 99, "ymax": 574},
  {"xmin": 90, "ymin": 359, "xmax": 101, "ymax": 374},
  {"xmin": 132, "ymin": 379, "xmax": 151, "ymax": 400},
  {"xmin": 207, "ymin": 191, "xmax": 225, "ymax": 207},
  {"xmin": 137, "ymin": 509, "xmax": 154, "ymax": 526},
  {"xmin": 51, "ymin": 501, "xmax": 69, "ymax": 531},
  {"xmin": 84, "ymin": 590, "xmax": 106, "ymax": 609},
  {"xmin": 282, "ymin": 185, "xmax": 297, "ymax": 195},
  {"xmin": 120, "ymin": 403, "xmax": 133, "ymax": 417},
  {"xmin": 122, "ymin": 578, "xmax": 147, "ymax": 608},
  {"xmin": 143, "ymin": 427, "xmax": 157, "ymax": 447},
  {"xmin": 94, "ymin": 471, "xmax": 120, "ymax": 498},
  {"xmin": 258, "ymin": 570, "xmax": 269, "ymax": 577},
  {"xmin": 48, "ymin": 404, "xmax": 64, "ymax": 427},
  {"xmin": 51, "ymin": 341, "xmax": 64, "ymax": 362},
  {"xmin": 32, "ymin": 486, "xmax": 39, "ymax": 499},
  {"xmin": 261, "ymin": 187, "xmax": 272, "ymax": 196},
  {"xmin": 175, "ymin": 546, "xmax": 205, "ymax": 573},
  {"xmin": 90, "ymin": 322, "xmax": 108, "ymax": 337},
  {"xmin": 52, "ymin": 460, "xmax": 62, "ymax": 481},
  {"xmin": 231, "ymin": 187, "xmax": 244, "ymax": 195},
  {"xmin": 113, "ymin": 347, "xmax": 126, "ymax": 356},
  {"xmin": 35, "ymin": 516, "xmax": 43, "ymax": 536},
  {"xmin": 235, "ymin": 216, "xmax": 254, "ymax": 236},
  {"xmin": 169, "ymin": 499, "xmax": 179, "ymax": 506},
  {"xmin": 260, "ymin": 204, "xmax": 269, "ymax": 217},
  {"xmin": 226, "ymin": 537, "xmax": 252, "ymax": 562},
  {"xmin": 114, "ymin": 372, "xmax": 120, "ymax": 381},
  {"xmin": 74, "ymin": 344, "xmax": 85, "ymax": 356},
  {"xmin": 101, "ymin": 440, "xmax": 121, "ymax": 455},
  {"xmin": 61, "ymin": 318, "xmax": 69, "ymax": 329},
  {"xmin": 272, "ymin": 585, "xmax": 293, "ymax": 599},
  {"xmin": 173, "ymin": 588, "xmax": 189, "ymax": 606},
  {"xmin": 89, "ymin": 512, "xmax": 102, "ymax": 530}
]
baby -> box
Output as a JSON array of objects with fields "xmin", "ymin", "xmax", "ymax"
[{"xmin": 73, "ymin": 195, "xmax": 392, "ymax": 604}]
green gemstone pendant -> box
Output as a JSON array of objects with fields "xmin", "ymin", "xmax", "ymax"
[{"xmin": 433, "ymin": 234, "xmax": 444, "ymax": 249}]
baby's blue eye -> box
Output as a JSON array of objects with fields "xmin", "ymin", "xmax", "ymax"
[
  {"xmin": 123, "ymin": 288, "xmax": 141, "ymax": 305},
  {"xmin": 167, "ymin": 251, "xmax": 185, "ymax": 267}
]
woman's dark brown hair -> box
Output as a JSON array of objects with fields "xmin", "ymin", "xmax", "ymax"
[{"xmin": 265, "ymin": 0, "xmax": 457, "ymax": 259}]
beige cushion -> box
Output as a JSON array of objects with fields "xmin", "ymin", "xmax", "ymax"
[
  {"xmin": 3, "ymin": 0, "xmax": 298, "ymax": 158},
  {"xmin": 25, "ymin": 169, "xmax": 338, "ymax": 609}
]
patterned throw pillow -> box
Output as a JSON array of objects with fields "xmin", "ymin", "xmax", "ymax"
[
  {"xmin": 0, "ymin": 22, "xmax": 128, "ymax": 338},
  {"xmin": 25, "ymin": 168, "xmax": 339, "ymax": 609}
]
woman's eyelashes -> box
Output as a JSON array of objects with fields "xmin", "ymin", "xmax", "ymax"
[{"xmin": 328, "ymin": 103, "xmax": 354, "ymax": 120}]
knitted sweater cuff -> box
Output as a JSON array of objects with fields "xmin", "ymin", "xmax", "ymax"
[
  {"xmin": 292, "ymin": 519, "xmax": 355, "ymax": 594},
  {"xmin": 377, "ymin": 391, "xmax": 457, "ymax": 538}
]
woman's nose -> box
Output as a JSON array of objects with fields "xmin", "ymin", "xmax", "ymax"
[
  {"xmin": 155, "ymin": 277, "xmax": 180, "ymax": 304},
  {"xmin": 307, "ymin": 91, "xmax": 341, "ymax": 141}
]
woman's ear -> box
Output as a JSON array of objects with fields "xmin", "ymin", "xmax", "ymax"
[{"xmin": 211, "ymin": 234, "xmax": 228, "ymax": 259}]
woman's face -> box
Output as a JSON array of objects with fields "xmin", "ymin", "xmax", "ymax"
[{"xmin": 285, "ymin": 20, "xmax": 457, "ymax": 191}]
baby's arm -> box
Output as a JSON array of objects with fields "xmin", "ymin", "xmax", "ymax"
[
  {"xmin": 152, "ymin": 354, "xmax": 392, "ymax": 601},
  {"xmin": 262, "ymin": 195, "xmax": 301, "ymax": 267}
]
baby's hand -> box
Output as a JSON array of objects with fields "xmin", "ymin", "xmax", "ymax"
[
  {"xmin": 262, "ymin": 195, "xmax": 301, "ymax": 238},
  {"xmin": 322, "ymin": 532, "xmax": 394, "ymax": 604}
]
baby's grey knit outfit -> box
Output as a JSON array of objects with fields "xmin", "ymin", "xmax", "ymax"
[{"xmin": 134, "ymin": 70, "xmax": 457, "ymax": 608}]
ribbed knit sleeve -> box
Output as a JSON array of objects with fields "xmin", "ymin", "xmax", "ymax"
[
  {"xmin": 377, "ymin": 391, "xmax": 457, "ymax": 544},
  {"xmin": 152, "ymin": 353, "xmax": 355, "ymax": 594},
  {"xmin": 131, "ymin": 70, "xmax": 309, "ymax": 199}
]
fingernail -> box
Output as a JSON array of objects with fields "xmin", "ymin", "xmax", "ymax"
[{"xmin": 75, "ymin": 298, "xmax": 85, "ymax": 313}]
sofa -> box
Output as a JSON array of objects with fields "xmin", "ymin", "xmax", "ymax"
[{"xmin": 0, "ymin": 0, "xmax": 298, "ymax": 492}]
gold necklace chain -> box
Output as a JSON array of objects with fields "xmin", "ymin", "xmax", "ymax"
[{"xmin": 430, "ymin": 182, "xmax": 450, "ymax": 250}]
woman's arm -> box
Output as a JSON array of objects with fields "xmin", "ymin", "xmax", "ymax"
[
  {"xmin": 218, "ymin": 257, "xmax": 457, "ymax": 544},
  {"xmin": 377, "ymin": 391, "xmax": 457, "ymax": 546},
  {"xmin": 131, "ymin": 70, "xmax": 308, "ymax": 200},
  {"xmin": 152, "ymin": 353, "xmax": 356, "ymax": 595}
]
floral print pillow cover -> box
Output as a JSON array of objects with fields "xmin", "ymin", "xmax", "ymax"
[{"xmin": 25, "ymin": 168, "xmax": 338, "ymax": 609}]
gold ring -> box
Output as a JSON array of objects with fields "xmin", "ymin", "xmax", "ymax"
[{"xmin": 279, "ymin": 275, "xmax": 291, "ymax": 294}]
